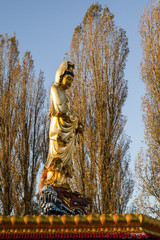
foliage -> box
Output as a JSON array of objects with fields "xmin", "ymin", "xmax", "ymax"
[
  {"xmin": 68, "ymin": 3, "xmax": 133, "ymax": 214},
  {"xmin": 135, "ymin": 0, "xmax": 160, "ymax": 218},
  {"xmin": 0, "ymin": 34, "xmax": 48, "ymax": 215}
]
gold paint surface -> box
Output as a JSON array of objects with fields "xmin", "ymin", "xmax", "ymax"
[
  {"xmin": 44, "ymin": 61, "xmax": 82, "ymax": 183},
  {"xmin": 0, "ymin": 214, "xmax": 159, "ymax": 237}
]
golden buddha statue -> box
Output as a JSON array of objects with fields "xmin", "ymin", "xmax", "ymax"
[{"xmin": 39, "ymin": 61, "xmax": 83, "ymax": 194}]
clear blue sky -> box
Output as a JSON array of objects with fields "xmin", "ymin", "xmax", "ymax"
[{"xmin": 0, "ymin": 0, "xmax": 151, "ymax": 175}]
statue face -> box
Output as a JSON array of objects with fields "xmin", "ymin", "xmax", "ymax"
[{"xmin": 61, "ymin": 74, "xmax": 73, "ymax": 90}]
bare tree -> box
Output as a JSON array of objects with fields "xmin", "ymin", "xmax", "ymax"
[
  {"xmin": 135, "ymin": 0, "xmax": 160, "ymax": 218},
  {"xmin": 68, "ymin": 3, "xmax": 133, "ymax": 214},
  {"xmin": 14, "ymin": 52, "xmax": 46, "ymax": 214},
  {"xmin": 0, "ymin": 35, "xmax": 20, "ymax": 215},
  {"xmin": 0, "ymin": 35, "xmax": 47, "ymax": 215}
]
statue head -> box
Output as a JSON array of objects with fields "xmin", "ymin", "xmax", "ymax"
[{"xmin": 54, "ymin": 61, "xmax": 74, "ymax": 88}]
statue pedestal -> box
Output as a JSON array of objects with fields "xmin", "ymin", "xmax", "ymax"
[{"xmin": 40, "ymin": 185, "xmax": 90, "ymax": 215}]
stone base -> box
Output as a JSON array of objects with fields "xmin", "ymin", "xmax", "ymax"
[{"xmin": 39, "ymin": 185, "xmax": 90, "ymax": 215}]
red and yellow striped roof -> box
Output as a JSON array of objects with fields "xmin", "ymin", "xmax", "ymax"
[{"xmin": 0, "ymin": 214, "xmax": 160, "ymax": 239}]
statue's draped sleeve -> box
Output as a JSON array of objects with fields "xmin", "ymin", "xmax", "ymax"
[{"xmin": 50, "ymin": 85, "xmax": 70, "ymax": 117}]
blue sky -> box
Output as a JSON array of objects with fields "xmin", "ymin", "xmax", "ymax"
[{"xmin": 0, "ymin": 0, "xmax": 151, "ymax": 176}]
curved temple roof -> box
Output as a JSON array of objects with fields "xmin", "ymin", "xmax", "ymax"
[{"xmin": 0, "ymin": 214, "xmax": 160, "ymax": 239}]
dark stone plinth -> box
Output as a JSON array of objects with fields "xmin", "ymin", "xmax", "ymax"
[{"xmin": 39, "ymin": 185, "xmax": 88, "ymax": 215}]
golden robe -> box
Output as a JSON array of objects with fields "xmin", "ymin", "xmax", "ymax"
[{"xmin": 45, "ymin": 62, "xmax": 78, "ymax": 176}]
